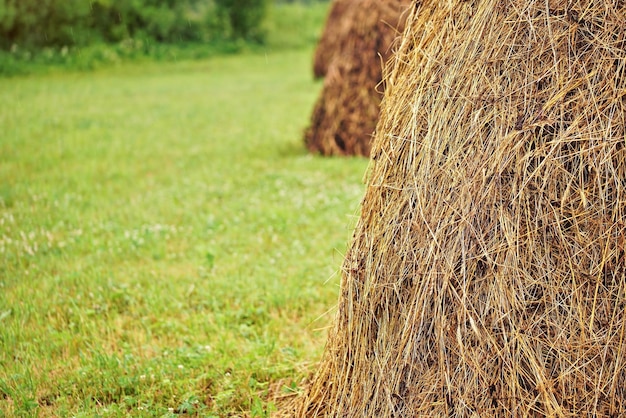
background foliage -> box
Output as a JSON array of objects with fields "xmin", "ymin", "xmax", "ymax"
[
  {"xmin": 0, "ymin": 0, "xmax": 329, "ymax": 76},
  {"xmin": 0, "ymin": 0, "xmax": 323, "ymax": 49}
]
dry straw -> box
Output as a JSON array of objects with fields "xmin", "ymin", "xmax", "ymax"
[
  {"xmin": 291, "ymin": 0, "xmax": 626, "ymax": 416},
  {"xmin": 304, "ymin": 0, "xmax": 411, "ymax": 157}
]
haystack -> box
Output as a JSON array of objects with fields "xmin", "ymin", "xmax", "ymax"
[
  {"xmin": 304, "ymin": 0, "xmax": 411, "ymax": 157},
  {"xmin": 295, "ymin": 0, "xmax": 626, "ymax": 415},
  {"xmin": 312, "ymin": 0, "xmax": 354, "ymax": 79}
]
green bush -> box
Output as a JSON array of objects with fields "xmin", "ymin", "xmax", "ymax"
[
  {"xmin": 0, "ymin": 0, "xmax": 93, "ymax": 47},
  {"xmin": 88, "ymin": 0, "xmax": 204, "ymax": 43},
  {"xmin": 214, "ymin": 0, "xmax": 270, "ymax": 42}
]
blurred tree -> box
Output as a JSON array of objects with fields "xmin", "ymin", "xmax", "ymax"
[
  {"xmin": 0, "ymin": 0, "xmax": 270, "ymax": 49},
  {"xmin": 214, "ymin": 0, "xmax": 270, "ymax": 42}
]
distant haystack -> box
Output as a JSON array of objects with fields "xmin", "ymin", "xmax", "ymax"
[
  {"xmin": 312, "ymin": 0, "xmax": 354, "ymax": 79},
  {"xmin": 305, "ymin": 0, "xmax": 411, "ymax": 157},
  {"xmin": 296, "ymin": 0, "xmax": 626, "ymax": 416}
]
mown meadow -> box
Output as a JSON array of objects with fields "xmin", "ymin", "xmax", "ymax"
[{"xmin": 0, "ymin": 3, "xmax": 369, "ymax": 416}]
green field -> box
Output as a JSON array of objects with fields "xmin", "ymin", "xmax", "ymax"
[{"xmin": 0, "ymin": 47, "xmax": 368, "ymax": 416}]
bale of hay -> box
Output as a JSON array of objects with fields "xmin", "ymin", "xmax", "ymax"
[
  {"xmin": 304, "ymin": 0, "xmax": 411, "ymax": 157},
  {"xmin": 296, "ymin": 0, "xmax": 626, "ymax": 415},
  {"xmin": 312, "ymin": 0, "xmax": 354, "ymax": 79}
]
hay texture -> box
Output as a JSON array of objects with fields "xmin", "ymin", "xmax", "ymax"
[
  {"xmin": 312, "ymin": 0, "xmax": 353, "ymax": 79},
  {"xmin": 304, "ymin": 0, "xmax": 410, "ymax": 157},
  {"xmin": 296, "ymin": 0, "xmax": 626, "ymax": 416}
]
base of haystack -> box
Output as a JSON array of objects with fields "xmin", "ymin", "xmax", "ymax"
[{"xmin": 304, "ymin": 56, "xmax": 382, "ymax": 157}]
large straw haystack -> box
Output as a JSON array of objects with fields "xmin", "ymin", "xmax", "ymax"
[
  {"xmin": 312, "ymin": 0, "xmax": 353, "ymax": 79},
  {"xmin": 304, "ymin": 0, "xmax": 410, "ymax": 157},
  {"xmin": 296, "ymin": 0, "xmax": 626, "ymax": 416}
]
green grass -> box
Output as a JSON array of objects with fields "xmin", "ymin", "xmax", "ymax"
[{"xmin": 0, "ymin": 48, "xmax": 368, "ymax": 416}]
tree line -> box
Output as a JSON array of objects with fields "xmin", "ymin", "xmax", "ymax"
[{"xmin": 0, "ymin": 0, "xmax": 271, "ymax": 49}]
